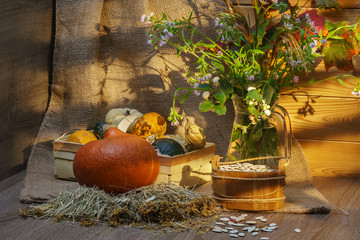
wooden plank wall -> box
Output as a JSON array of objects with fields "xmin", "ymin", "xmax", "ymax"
[
  {"xmin": 0, "ymin": 0, "xmax": 52, "ymax": 181},
  {"xmin": 277, "ymin": 1, "xmax": 360, "ymax": 177},
  {"xmin": 232, "ymin": 0, "xmax": 360, "ymax": 177}
]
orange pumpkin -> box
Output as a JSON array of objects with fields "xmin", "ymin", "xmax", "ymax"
[
  {"xmin": 73, "ymin": 127, "xmax": 159, "ymax": 194},
  {"xmin": 68, "ymin": 130, "xmax": 97, "ymax": 144},
  {"xmin": 131, "ymin": 112, "xmax": 167, "ymax": 138}
]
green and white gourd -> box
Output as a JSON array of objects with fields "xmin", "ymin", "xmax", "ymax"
[{"xmin": 105, "ymin": 108, "xmax": 143, "ymax": 133}]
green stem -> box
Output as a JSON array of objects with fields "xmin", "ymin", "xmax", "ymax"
[{"xmin": 280, "ymin": 74, "xmax": 360, "ymax": 92}]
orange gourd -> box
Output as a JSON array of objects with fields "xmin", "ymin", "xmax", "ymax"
[
  {"xmin": 131, "ymin": 112, "xmax": 167, "ymax": 138},
  {"xmin": 68, "ymin": 130, "xmax": 97, "ymax": 144},
  {"xmin": 73, "ymin": 127, "xmax": 159, "ymax": 194}
]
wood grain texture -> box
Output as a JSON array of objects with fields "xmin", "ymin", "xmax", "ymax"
[
  {"xmin": 298, "ymin": 139, "xmax": 360, "ymax": 177},
  {"xmin": 279, "ymin": 95, "xmax": 360, "ymax": 142},
  {"xmin": 1, "ymin": 171, "xmax": 360, "ymax": 240},
  {"xmin": 0, "ymin": 0, "xmax": 52, "ymax": 180}
]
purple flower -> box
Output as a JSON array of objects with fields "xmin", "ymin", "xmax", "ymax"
[
  {"xmin": 321, "ymin": 39, "xmax": 326, "ymax": 44},
  {"xmin": 310, "ymin": 42, "xmax": 316, "ymax": 48},
  {"xmin": 293, "ymin": 76, "xmax": 299, "ymax": 83},
  {"xmin": 159, "ymin": 40, "xmax": 166, "ymax": 47},
  {"xmin": 215, "ymin": 17, "xmax": 220, "ymax": 26}
]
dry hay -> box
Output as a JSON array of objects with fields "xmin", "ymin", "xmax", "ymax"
[{"xmin": 20, "ymin": 183, "xmax": 221, "ymax": 233}]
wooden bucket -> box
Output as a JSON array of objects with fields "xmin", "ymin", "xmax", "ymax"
[{"xmin": 211, "ymin": 156, "xmax": 286, "ymax": 211}]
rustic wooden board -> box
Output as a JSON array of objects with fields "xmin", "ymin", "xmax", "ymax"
[
  {"xmin": 1, "ymin": 171, "xmax": 360, "ymax": 239},
  {"xmin": 235, "ymin": 0, "xmax": 360, "ymax": 8},
  {"xmin": 279, "ymin": 95, "xmax": 360, "ymax": 142},
  {"xmin": 298, "ymin": 139, "xmax": 360, "ymax": 177}
]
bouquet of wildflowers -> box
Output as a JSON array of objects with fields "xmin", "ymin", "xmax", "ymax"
[{"xmin": 142, "ymin": 0, "xmax": 360, "ymax": 161}]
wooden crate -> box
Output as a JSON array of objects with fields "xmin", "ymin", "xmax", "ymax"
[{"xmin": 53, "ymin": 133, "xmax": 215, "ymax": 187}]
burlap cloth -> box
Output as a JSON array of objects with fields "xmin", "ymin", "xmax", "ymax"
[{"xmin": 20, "ymin": 0, "xmax": 331, "ymax": 214}]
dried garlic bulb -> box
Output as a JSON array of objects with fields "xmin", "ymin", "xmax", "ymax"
[{"xmin": 185, "ymin": 124, "xmax": 206, "ymax": 151}]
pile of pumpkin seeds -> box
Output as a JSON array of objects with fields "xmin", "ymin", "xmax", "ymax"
[
  {"xmin": 210, "ymin": 214, "xmax": 301, "ymax": 238},
  {"xmin": 20, "ymin": 183, "xmax": 221, "ymax": 233},
  {"xmin": 219, "ymin": 162, "xmax": 277, "ymax": 172}
]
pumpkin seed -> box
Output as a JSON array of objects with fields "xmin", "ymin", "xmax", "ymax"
[
  {"xmin": 247, "ymin": 226, "xmax": 256, "ymax": 232},
  {"xmin": 260, "ymin": 237, "xmax": 270, "ymax": 240},
  {"xmin": 220, "ymin": 217, "xmax": 230, "ymax": 221},
  {"xmin": 233, "ymin": 223, "xmax": 245, "ymax": 227},
  {"xmin": 260, "ymin": 218, "xmax": 267, "ymax": 222},
  {"xmin": 255, "ymin": 216, "xmax": 264, "ymax": 219},
  {"xmin": 269, "ymin": 223, "xmax": 277, "ymax": 227},
  {"xmin": 222, "ymin": 229, "xmax": 229, "ymax": 233},
  {"xmin": 229, "ymin": 233, "xmax": 239, "ymax": 238},
  {"xmin": 252, "ymin": 232, "xmax": 259, "ymax": 236},
  {"xmin": 246, "ymin": 221, "xmax": 257, "ymax": 225},
  {"xmin": 212, "ymin": 228, "xmax": 223, "ymax": 233},
  {"xmin": 215, "ymin": 222, "xmax": 226, "ymax": 225},
  {"xmin": 238, "ymin": 233, "xmax": 246, "ymax": 237},
  {"xmin": 295, "ymin": 228, "xmax": 301, "ymax": 233},
  {"xmin": 229, "ymin": 229, "xmax": 239, "ymax": 234}
]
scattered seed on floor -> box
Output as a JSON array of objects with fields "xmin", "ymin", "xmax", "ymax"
[
  {"xmin": 252, "ymin": 232, "xmax": 259, "ymax": 236},
  {"xmin": 220, "ymin": 217, "xmax": 230, "ymax": 221},
  {"xmin": 229, "ymin": 233, "xmax": 239, "ymax": 238},
  {"xmin": 238, "ymin": 232, "xmax": 245, "ymax": 237},
  {"xmin": 212, "ymin": 228, "xmax": 223, "ymax": 233},
  {"xmin": 295, "ymin": 228, "xmax": 301, "ymax": 233}
]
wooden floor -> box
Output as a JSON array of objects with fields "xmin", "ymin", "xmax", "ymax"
[{"xmin": 1, "ymin": 171, "xmax": 359, "ymax": 240}]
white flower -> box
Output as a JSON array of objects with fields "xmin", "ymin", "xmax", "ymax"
[
  {"xmin": 246, "ymin": 86, "xmax": 256, "ymax": 91},
  {"xmin": 284, "ymin": 22, "xmax": 293, "ymax": 30},
  {"xmin": 283, "ymin": 13, "xmax": 291, "ymax": 20},
  {"xmin": 202, "ymin": 91, "xmax": 210, "ymax": 100},
  {"xmin": 264, "ymin": 109, "xmax": 271, "ymax": 116},
  {"xmin": 140, "ymin": 14, "xmax": 146, "ymax": 23},
  {"xmin": 212, "ymin": 76, "xmax": 220, "ymax": 87}
]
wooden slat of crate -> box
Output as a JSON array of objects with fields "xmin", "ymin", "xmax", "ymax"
[
  {"xmin": 155, "ymin": 144, "xmax": 215, "ymax": 187},
  {"xmin": 53, "ymin": 133, "xmax": 215, "ymax": 186}
]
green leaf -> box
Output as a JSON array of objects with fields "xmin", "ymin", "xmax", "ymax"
[
  {"xmin": 316, "ymin": 0, "xmax": 341, "ymax": 9},
  {"xmin": 199, "ymin": 100, "xmax": 213, "ymax": 112},
  {"xmin": 197, "ymin": 42, "xmax": 217, "ymax": 48},
  {"xmin": 213, "ymin": 104, "xmax": 226, "ymax": 115},
  {"xmin": 327, "ymin": 36, "xmax": 344, "ymax": 40},
  {"xmin": 179, "ymin": 90, "xmax": 192, "ymax": 104},
  {"xmin": 263, "ymin": 85, "xmax": 274, "ymax": 104},
  {"xmin": 247, "ymin": 89, "xmax": 262, "ymax": 101},
  {"xmin": 251, "ymin": 108, "xmax": 260, "ymax": 118},
  {"xmin": 214, "ymin": 91, "xmax": 226, "ymax": 104},
  {"xmin": 252, "ymin": 49, "xmax": 265, "ymax": 55},
  {"xmin": 336, "ymin": 78, "xmax": 345, "ymax": 86},
  {"xmin": 198, "ymin": 83, "xmax": 212, "ymax": 91},
  {"xmin": 211, "ymin": 60, "xmax": 225, "ymax": 72},
  {"xmin": 176, "ymin": 47, "xmax": 181, "ymax": 57},
  {"xmin": 220, "ymin": 80, "xmax": 234, "ymax": 96},
  {"xmin": 250, "ymin": 128, "xmax": 263, "ymax": 142}
]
